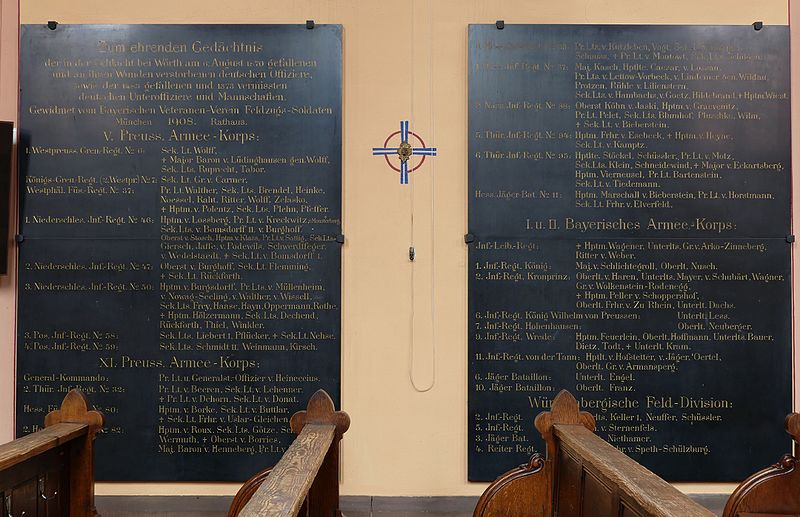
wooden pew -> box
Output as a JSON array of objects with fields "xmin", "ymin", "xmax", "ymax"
[
  {"xmin": 227, "ymin": 389, "xmax": 350, "ymax": 517},
  {"xmin": 474, "ymin": 390, "xmax": 715, "ymax": 517},
  {"xmin": 0, "ymin": 390, "xmax": 104, "ymax": 517},
  {"xmin": 721, "ymin": 412, "xmax": 800, "ymax": 517}
]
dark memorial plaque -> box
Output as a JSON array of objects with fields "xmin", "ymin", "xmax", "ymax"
[
  {"xmin": 468, "ymin": 25, "xmax": 791, "ymax": 481},
  {"xmin": 17, "ymin": 24, "xmax": 342, "ymax": 481}
]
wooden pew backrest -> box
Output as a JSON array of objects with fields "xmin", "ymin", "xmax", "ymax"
[
  {"xmin": 475, "ymin": 390, "xmax": 715, "ymax": 517},
  {"xmin": 0, "ymin": 390, "xmax": 104, "ymax": 517},
  {"xmin": 553, "ymin": 424, "xmax": 713, "ymax": 517}
]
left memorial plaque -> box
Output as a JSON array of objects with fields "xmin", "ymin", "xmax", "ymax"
[{"xmin": 16, "ymin": 25, "xmax": 342, "ymax": 481}]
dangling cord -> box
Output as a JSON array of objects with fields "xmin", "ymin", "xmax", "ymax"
[{"xmin": 409, "ymin": 0, "xmax": 436, "ymax": 393}]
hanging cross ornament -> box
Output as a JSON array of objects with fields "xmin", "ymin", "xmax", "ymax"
[{"xmin": 372, "ymin": 120, "xmax": 437, "ymax": 184}]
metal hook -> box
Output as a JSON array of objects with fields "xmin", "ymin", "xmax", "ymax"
[
  {"xmin": 38, "ymin": 477, "xmax": 57, "ymax": 501},
  {"xmin": 1, "ymin": 494, "xmax": 21, "ymax": 517}
]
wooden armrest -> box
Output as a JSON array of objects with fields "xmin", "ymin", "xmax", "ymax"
[{"xmin": 0, "ymin": 423, "xmax": 88, "ymax": 471}]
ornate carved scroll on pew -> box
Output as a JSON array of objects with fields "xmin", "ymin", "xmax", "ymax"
[
  {"xmin": 474, "ymin": 390, "xmax": 715, "ymax": 517},
  {"xmin": 228, "ymin": 389, "xmax": 350, "ymax": 517},
  {"xmin": 721, "ymin": 412, "xmax": 800, "ymax": 517},
  {"xmin": 0, "ymin": 390, "xmax": 104, "ymax": 517}
]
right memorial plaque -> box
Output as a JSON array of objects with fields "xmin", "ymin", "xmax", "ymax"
[{"xmin": 468, "ymin": 25, "xmax": 791, "ymax": 481}]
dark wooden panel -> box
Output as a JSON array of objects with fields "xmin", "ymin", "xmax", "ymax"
[
  {"xmin": 582, "ymin": 471, "xmax": 614, "ymax": 516},
  {"xmin": 555, "ymin": 449, "xmax": 582, "ymax": 517},
  {"xmin": 621, "ymin": 502, "xmax": 645, "ymax": 517},
  {"xmin": 0, "ymin": 443, "xmax": 71, "ymax": 517},
  {"xmin": 41, "ymin": 465, "xmax": 69, "ymax": 515},
  {"xmin": 10, "ymin": 477, "xmax": 38, "ymax": 517},
  {"xmin": 0, "ymin": 446, "xmax": 63, "ymax": 491}
]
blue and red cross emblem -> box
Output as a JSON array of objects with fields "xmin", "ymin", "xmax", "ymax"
[{"xmin": 372, "ymin": 120, "xmax": 437, "ymax": 184}]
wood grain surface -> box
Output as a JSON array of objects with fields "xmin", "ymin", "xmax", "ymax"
[
  {"xmin": 555, "ymin": 425, "xmax": 715, "ymax": 517},
  {"xmin": 238, "ymin": 424, "xmax": 335, "ymax": 517}
]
